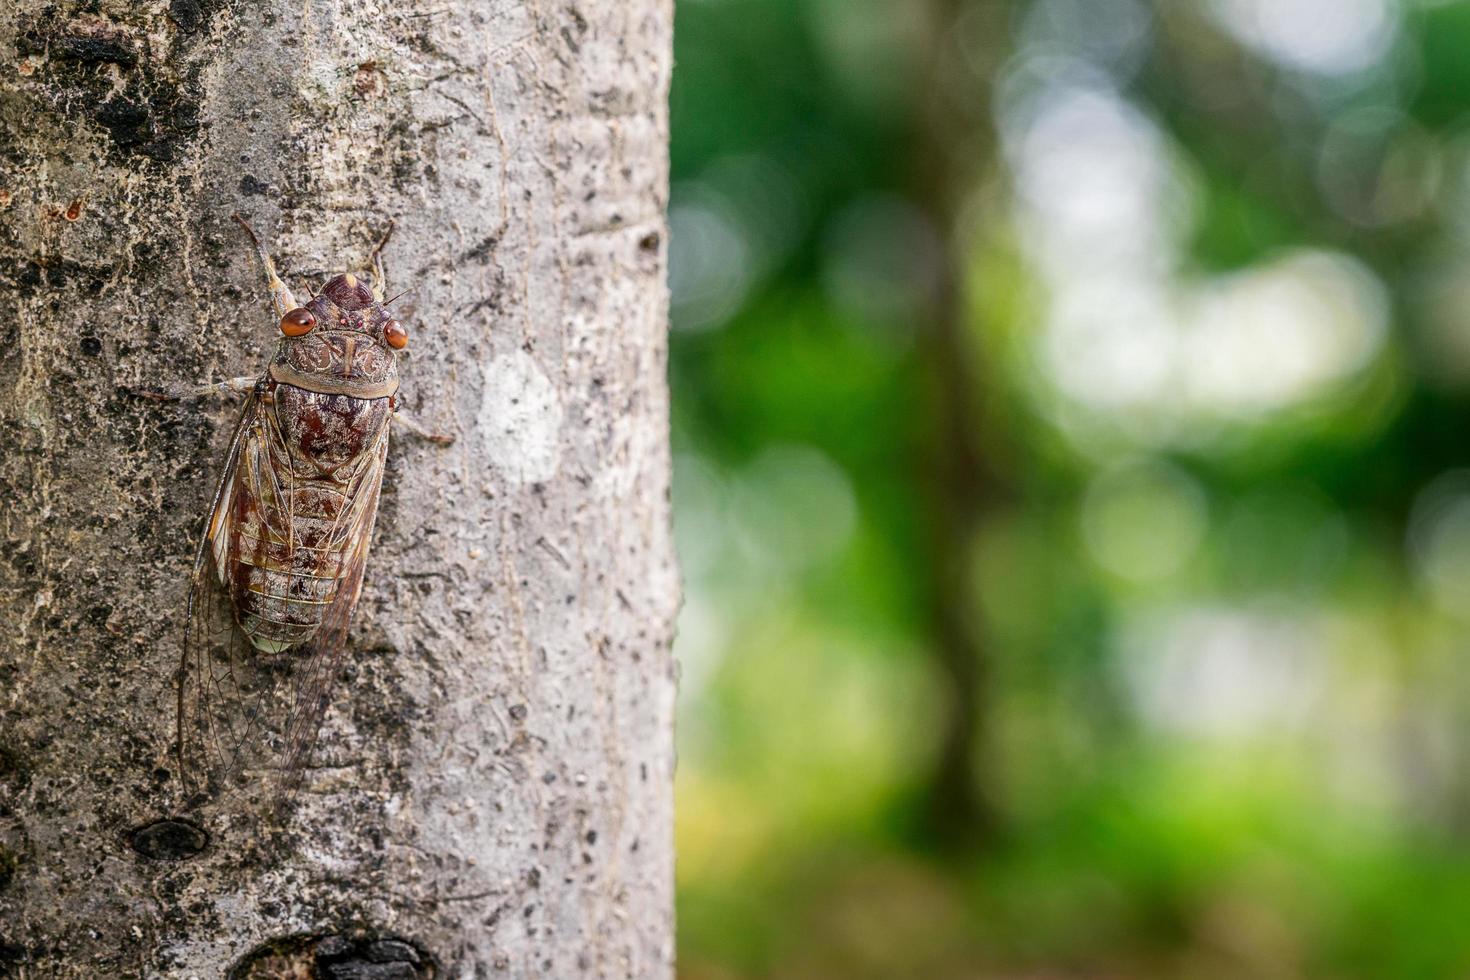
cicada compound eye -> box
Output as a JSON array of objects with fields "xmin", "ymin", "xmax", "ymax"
[
  {"xmin": 280, "ymin": 308, "xmax": 316, "ymax": 337},
  {"xmin": 383, "ymin": 319, "xmax": 408, "ymax": 350}
]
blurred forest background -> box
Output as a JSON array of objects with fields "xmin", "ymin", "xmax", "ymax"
[{"xmin": 666, "ymin": 0, "xmax": 1470, "ymax": 977}]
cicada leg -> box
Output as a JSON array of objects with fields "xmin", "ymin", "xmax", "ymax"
[
  {"xmin": 193, "ymin": 376, "xmax": 258, "ymax": 398},
  {"xmin": 392, "ymin": 407, "xmax": 455, "ymax": 445},
  {"xmin": 232, "ymin": 213, "xmax": 300, "ymax": 318},
  {"xmin": 126, "ymin": 376, "xmax": 257, "ymax": 402}
]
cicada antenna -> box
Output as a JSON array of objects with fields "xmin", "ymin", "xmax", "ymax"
[{"xmin": 369, "ymin": 219, "xmax": 395, "ymax": 302}]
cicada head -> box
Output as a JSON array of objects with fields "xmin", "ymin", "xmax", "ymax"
[{"xmin": 270, "ymin": 272, "xmax": 406, "ymax": 399}]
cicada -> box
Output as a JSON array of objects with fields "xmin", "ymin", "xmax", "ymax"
[{"xmin": 176, "ymin": 215, "xmax": 442, "ymax": 803}]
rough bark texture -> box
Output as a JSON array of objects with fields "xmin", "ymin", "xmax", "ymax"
[{"xmin": 0, "ymin": 1, "xmax": 677, "ymax": 977}]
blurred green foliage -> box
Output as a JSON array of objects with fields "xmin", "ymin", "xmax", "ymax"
[{"xmin": 669, "ymin": 0, "xmax": 1470, "ymax": 976}]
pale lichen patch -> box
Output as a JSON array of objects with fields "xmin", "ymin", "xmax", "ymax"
[{"xmin": 477, "ymin": 350, "xmax": 564, "ymax": 486}]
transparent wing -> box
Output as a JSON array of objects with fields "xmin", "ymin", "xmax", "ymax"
[
  {"xmin": 176, "ymin": 388, "xmax": 296, "ymax": 799},
  {"xmin": 273, "ymin": 420, "xmax": 391, "ymax": 804}
]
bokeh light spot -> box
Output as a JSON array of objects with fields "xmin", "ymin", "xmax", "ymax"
[
  {"xmin": 670, "ymin": 186, "xmax": 755, "ymax": 333},
  {"xmin": 1208, "ymin": 0, "xmax": 1398, "ymax": 76},
  {"xmin": 1122, "ymin": 604, "xmax": 1327, "ymax": 738},
  {"xmin": 1408, "ymin": 470, "xmax": 1470, "ymax": 619},
  {"xmin": 1184, "ymin": 249, "xmax": 1389, "ymax": 416},
  {"xmin": 1082, "ymin": 458, "xmax": 1209, "ymax": 582}
]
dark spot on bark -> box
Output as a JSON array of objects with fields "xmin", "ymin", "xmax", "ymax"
[
  {"xmin": 508, "ymin": 703, "xmax": 527, "ymax": 721},
  {"xmin": 459, "ymin": 235, "xmax": 500, "ymax": 263},
  {"xmin": 60, "ymin": 35, "xmax": 137, "ymax": 65},
  {"xmin": 639, "ymin": 230, "xmax": 661, "ymax": 252},
  {"xmin": 0, "ymin": 747, "xmax": 27, "ymax": 790},
  {"xmin": 16, "ymin": 22, "xmax": 139, "ymax": 66},
  {"xmin": 232, "ymin": 934, "xmax": 435, "ymax": 979},
  {"xmin": 11, "ymin": 257, "xmax": 113, "ymax": 297},
  {"xmin": 238, "ymin": 174, "xmax": 269, "ymax": 196},
  {"xmin": 129, "ymin": 818, "xmax": 208, "ymax": 860},
  {"xmin": 80, "ymin": 335, "xmax": 103, "ymax": 357},
  {"xmin": 94, "ymin": 97, "xmax": 152, "ymax": 149},
  {"xmin": 168, "ymin": 0, "xmax": 204, "ymax": 32},
  {"xmin": 0, "ymin": 843, "xmax": 19, "ymax": 890},
  {"xmin": 0, "ymin": 941, "xmax": 27, "ymax": 966}
]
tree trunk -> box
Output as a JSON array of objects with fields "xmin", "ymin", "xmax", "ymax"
[
  {"xmin": 912, "ymin": 0, "xmax": 1011, "ymax": 850},
  {"xmin": 0, "ymin": 1, "xmax": 678, "ymax": 977}
]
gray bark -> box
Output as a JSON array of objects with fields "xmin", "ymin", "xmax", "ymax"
[{"xmin": 0, "ymin": 1, "xmax": 678, "ymax": 977}]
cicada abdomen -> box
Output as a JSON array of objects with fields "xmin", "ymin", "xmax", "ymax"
[{"xmin": 177, "ymin": 217, "xmax": 419, "ymax": 804}]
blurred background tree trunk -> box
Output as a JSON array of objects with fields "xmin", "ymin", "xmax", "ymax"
[
  {"xmin": 913, "ymin": 0, "xmax": 1013, "ymax": 850},
  {"xmin": 0, "ymin": 1, "xmax": 677, "ymax": 977}
]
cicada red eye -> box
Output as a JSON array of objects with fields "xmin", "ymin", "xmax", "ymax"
[
  {"xmin": 383, "ymin": 319, "xmax": 408, "ymax": 350},
  {"xmin": 280, "ymin": 308, "xmax": 316, "ymax": 337}
]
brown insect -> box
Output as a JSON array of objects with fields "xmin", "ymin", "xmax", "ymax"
[{"xmin": 176, "ymin": 215, "xmax": 445, "ymax": 804}]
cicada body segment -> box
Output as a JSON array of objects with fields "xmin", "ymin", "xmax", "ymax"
[{"xmin": 223, "ymin": 388, "xmax": 390, "ymax": 654}]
